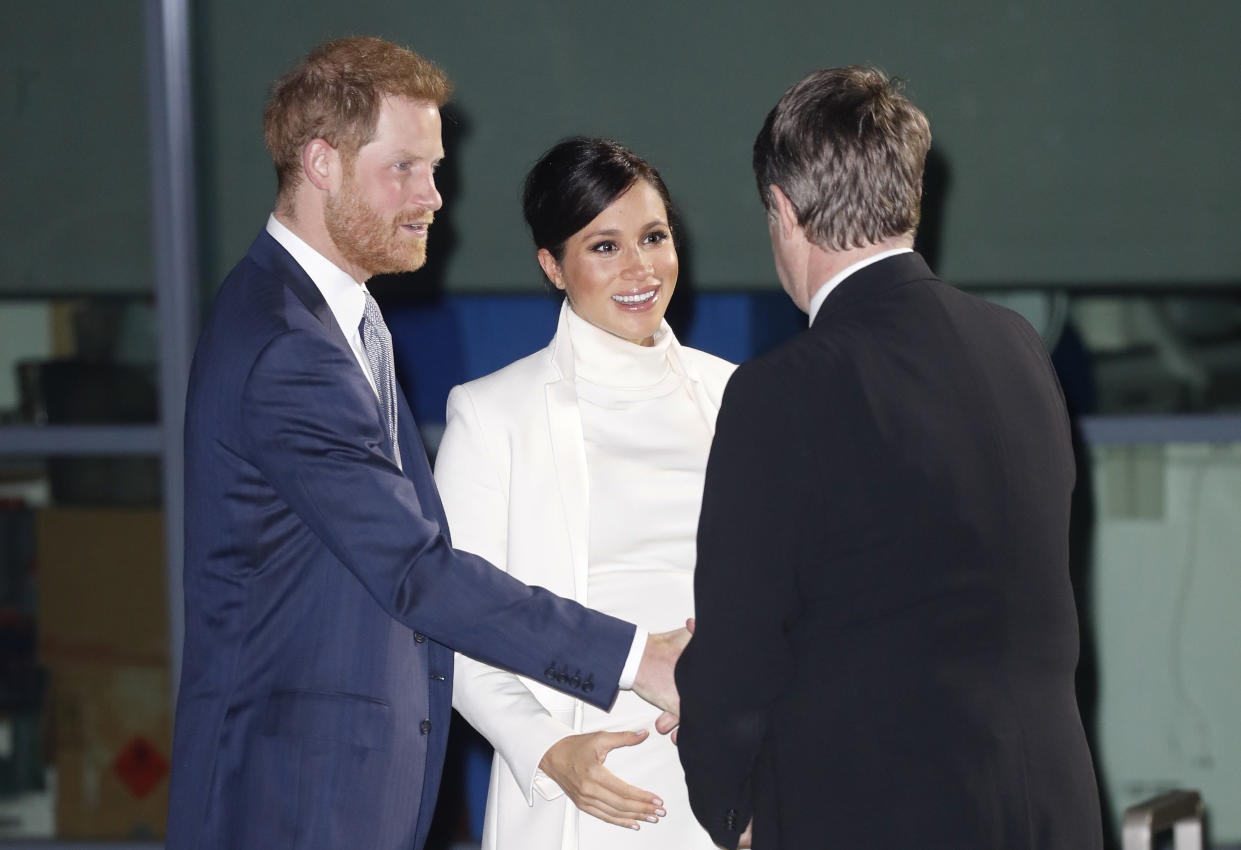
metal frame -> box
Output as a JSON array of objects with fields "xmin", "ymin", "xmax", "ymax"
[
  {"xmin": 1122, "ymin": 789, "xmax": 1205, "ymax": 850},
  {"xmin": 0, "ymin": 425, "xmax": 161, "ymax": 455},
  {"xmin": 1080, "ymin": 413, "xmax": 1241, "ymax": 445},
  {"xmin": 0, "ymin": 845, "xmax": 161, "ymax": 850},
  {"xmin": 144, "ymin": 0, "xmax": 198, "ymax": 711}
]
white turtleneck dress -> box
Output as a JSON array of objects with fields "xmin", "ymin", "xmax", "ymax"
[
  {"xmin": 437, "ymin": 301, "xmax": 736, "ymax": 850},
  {"xmin": 562, "ymin": 306, "xmax": 717, "ymax": 849}
]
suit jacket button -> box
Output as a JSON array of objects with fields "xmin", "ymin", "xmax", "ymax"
[
  {"xmin": 545, "ymin": 664, "xmax": 557, "ymax": 681},
  {"xmin": 725, "ymin": 808, "xmax": 739, "ymax": 830},
  {"xmin": 569, "ymin": 670, "xmax": 582, "ymax": 689},
  {"xmin": 414, "ymin": 632, "xmax": 426, "ymax": 643},
  {"xmin": 430, "ymin": 673, "xmax": 446, "ymax": 681},
  {"xmin": 420, "ymin": 719, "xmax": 432, "ymax": 735},
  {"xmin": 582, "ymin": 676, "xmax": 594, "ymax": 693}
]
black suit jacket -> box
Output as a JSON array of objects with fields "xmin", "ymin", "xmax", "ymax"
[
  {"xmin": 676, "ymin": 253, "xmax": 1103, "ymax": 849},
  {"xmin": 166, "ymin": 231, "xmax": 634, "ymax": 850}
]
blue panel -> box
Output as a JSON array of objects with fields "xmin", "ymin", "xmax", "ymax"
[{"xmin": 388, "ymin": 292, "xmax": 808, "ymax": 426}]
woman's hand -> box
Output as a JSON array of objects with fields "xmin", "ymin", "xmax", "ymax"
[{"xmin": 538, "ymin": 729, "xmax": 666, "ymax": 830}]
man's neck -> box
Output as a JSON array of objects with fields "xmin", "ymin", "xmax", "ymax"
[
  {"xmin": 274, "ymin": 195, "xmax": 367, "ymax": 285},
  {"xmin": 802, "ymin": 236, "xmax": 914, "ymax": 323},
  {"xmin": 805, "ymin": 236, "xmax": 912, "ymax": 296}
]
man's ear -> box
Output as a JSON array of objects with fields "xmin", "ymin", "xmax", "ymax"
[
  {"xmin": 769, "ymin": 184, "xmax": 800, "ymax": 239},
  {"xmin": 303, "ymin": 138, "xmax": 339, "ymax": 192},
  {"xmin": 537, "ymin": 248, "xmax": 567, "ymax": 291}
]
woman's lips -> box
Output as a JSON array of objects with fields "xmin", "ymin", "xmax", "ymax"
[{"xmin": 611, "ymin": 286, "xmax": 659, "ymax": 311}]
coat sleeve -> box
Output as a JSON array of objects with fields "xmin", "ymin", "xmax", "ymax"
[
  {"xmin": 240, "ymin": 327, "xmax": 634, "ymax": 710},
  {"xmin": 675, "ymin": 361, "xmax": 806, "ymax": 849},
  {"xmin": 434, "ymin": 382, "xmax": 578, "ymax": 803}
]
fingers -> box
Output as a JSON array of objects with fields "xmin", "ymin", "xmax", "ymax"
[
  {"xmin": 654, "ymin": 710, "xmax": 679, "ymax": 735},
  {"xmin": 578, "ymin": 799, "xmax": 663, "ymax": 831},
  {"xmin": 541, "ymin": 730, "xmax": 668, "ymax": 830},
  {"xmin": 573, "ymin": 756, "xmax": 666, "ymax": 830},
  {"xmin": 686, "ymin": 616, "xmax": 696, "ymax": 634},
  {"xmin": 594, "ymin": 728, "xmax": 650, "ymax": 754},
  {"xmin": 575, "ymin": 775, "xmax": 668, "ymax": 830}
]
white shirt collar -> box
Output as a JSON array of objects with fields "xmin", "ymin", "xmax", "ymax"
[
  {"xmin": 807, "ymin": 247, "xmax": 913, "ymax": 326},
  {"xmin": 266, "ymin": 214, "xmax": 370, "ymax": 338},
  {"xmin": 265, "ymin": 214, "xmax": 377, "ymax": 395}
]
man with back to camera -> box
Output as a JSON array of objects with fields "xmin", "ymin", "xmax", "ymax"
[
  {"xmin": 165, "ymin": 37, "xmax": 686, "ymax": 850},
  {"xmin": 672, "ymin": 66, "xmax": 1105, "ymax": 849}
]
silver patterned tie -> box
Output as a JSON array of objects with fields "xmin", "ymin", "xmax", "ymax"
[{"xmin": 361, "ymin": 290, "xmax": 402, "ymax": 467}]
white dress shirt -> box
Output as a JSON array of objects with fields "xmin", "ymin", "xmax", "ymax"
[{"xmin": 807, "ymin": 247, "xmax": 913, "ymax": 325}]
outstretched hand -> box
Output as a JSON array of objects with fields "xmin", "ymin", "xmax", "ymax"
[{"xmin": 538, "ymin": 730, "xmax": 666, "ymax": 830}]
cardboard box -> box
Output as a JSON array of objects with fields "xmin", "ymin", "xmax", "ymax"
[
  {"xmin": 49, "ymin": 662, "xmax": 171, "ymax": 839},
  {"xmin": 36, "ymin": 508, "xmax": 170, "ymax": 839},
  {"xmin": 37, "ymin": 508, "xmax": 168, "ymax": 666}
]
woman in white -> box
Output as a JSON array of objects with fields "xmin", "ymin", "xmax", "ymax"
[{"xmin": 433, "ymin": 138, "xmax": 735, "ymax": 849}]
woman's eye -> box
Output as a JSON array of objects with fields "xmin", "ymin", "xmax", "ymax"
[
  {"xmin": 643, "ymin": 230, "xmax": 670, "ymax": 245},
  {"xmin": 590, "ymin": 241, "xmax": 618, "ymax": 255}
]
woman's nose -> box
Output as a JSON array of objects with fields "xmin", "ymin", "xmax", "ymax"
[{"xmin": 622, "ymin": 254, "xmax": 654, "ymax": 280}]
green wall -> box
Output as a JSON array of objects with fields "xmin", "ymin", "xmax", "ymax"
[
  {"xmin": 192, "ymin": 0, "xmax": 1241, "ymax": 295},
  {"xmin": 5, "ymin": 1, "xmax": 1238, "ymax": 296},
  {"xmin": 2, "ymin": 1, "xmax": 153, "ymax": 296}
]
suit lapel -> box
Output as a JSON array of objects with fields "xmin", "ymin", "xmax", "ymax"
[
  {"xmin": 544, "ymin": 304, "xmax": 590, "ymax": 604},
  {"xmin": 665, "ymin": 336, "xmax": 721, "ymax": 438},
  {"xmin": 393, "ymin": 385, "xmax": 449, "ymax": 531},
  {"xmin": 249, "ymin": 230, "xmax": 353, "ymax": 348},
  {"xmin": 248, "ymin": 228, "xmax": 402, "ymax": 467}
]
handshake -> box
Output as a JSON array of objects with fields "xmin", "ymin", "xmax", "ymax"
[
  {"xmin": 633, "ymin": 618, "xmax": 696, "ymax": 738},
  {"xmin": 535, "ymin": 618, "xmax": 759, "ymax": 846}
]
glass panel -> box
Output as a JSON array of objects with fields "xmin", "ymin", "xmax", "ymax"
[
  {"xmin": 1089, "ymin": 441, "xmax": 1241, "ymax": 841},
  {"xmin": 973, "ymin": 290, "xmax": 1241, "ymax": 417},
  {"xmin": 0, "ymin": 455, "xmax": 168, "ymax": 842},
  {"xmin": 1071, "ymin": 294, "xmax": 1241, "ymax": 415},
  {"xmin": 0, "ymin": 298, "xmax": 160, "ymax": 430},
  {"xmin": 2, "ymin": 0, "xmax": 167, "ymax": 836}
]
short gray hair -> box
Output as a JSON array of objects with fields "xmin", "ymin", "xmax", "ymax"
[{"xmin": 753, "ymin": 66, "xmax": 931, "ymax": 251}]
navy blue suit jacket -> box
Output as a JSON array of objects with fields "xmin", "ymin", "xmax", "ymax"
[{"xmin": 166, "ymin": 231, "xmax": 634, "ymax": 850}]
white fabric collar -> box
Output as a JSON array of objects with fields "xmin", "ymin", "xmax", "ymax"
[
  {"xmin": 807, "ymin": 247, "xmax": 913, "ymax": 326},
  {"xmin": 265, "ymin": 214, "xmax": 377, "ymax": 395},
  {"xmin": 266, "ymin": 214, "xmax": 369, "ymax": 342},
  {"xmin": 564, "ymin": 303, "xmax": 672, "ymax": 389}
]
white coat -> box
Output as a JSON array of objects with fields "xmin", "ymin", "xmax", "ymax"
[{"xmin": 433, "ymin": 302, "xmax": 735, "ymax": 850}]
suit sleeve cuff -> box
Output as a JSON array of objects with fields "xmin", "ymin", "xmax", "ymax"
[{"xmin": 618, "ymin": 627, "xmax": 647, "ymax": 690}]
